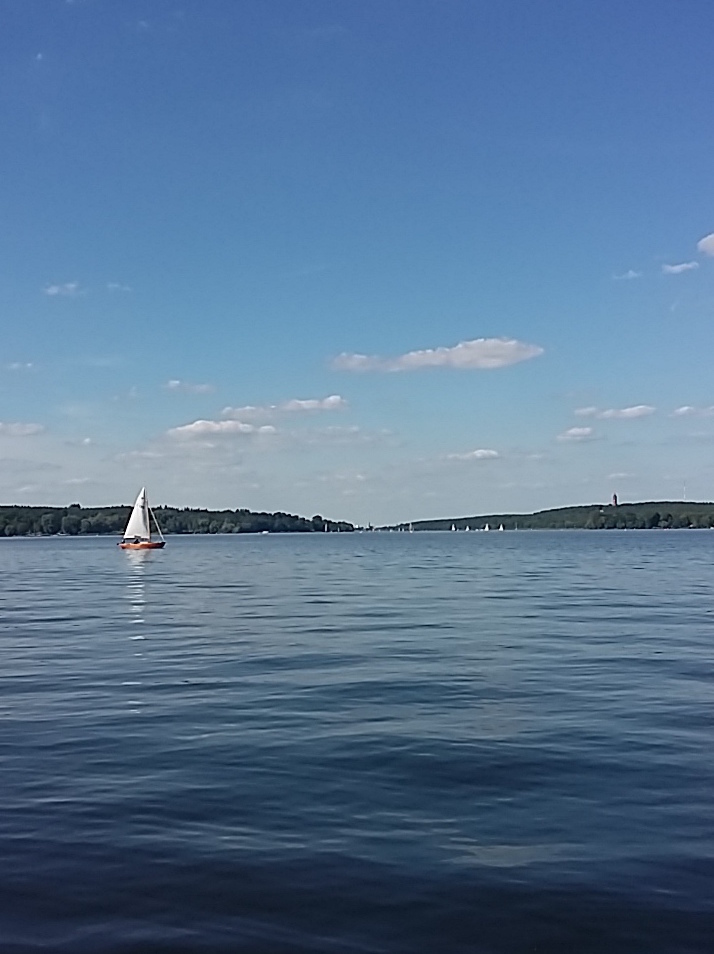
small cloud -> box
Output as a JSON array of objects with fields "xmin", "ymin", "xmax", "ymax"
[
  {"xmin": 671, "ymin": 405, "xmax": 714, "ymax": 418},
  {"xmin": 116, "ymin": 449, "xmax": 164, "ymax": 462},
  {"xmin": 697, "ymin": 233, "xmax": 714, "ymax": 257},
  {"xmin": 35, "ymin": 53, "xmax": 44, "ymax": 62},
  {"xmin": 0, "ymin": 422, "xmax": 44, "ymax": 436},
  {"xmin": 607, "ymin": 472, "xmax": 633, "ymax": 480},
  {"xmin": 599, "ymin": 405, "xmax": 655, "ymax": 420},
  {"xmin": 282, "ymin": 395, "xmax": 347, "ymax": 412},
  {"xmin": 613, "ymin": 270, "xmax": 642, "ymax": 281},
  {"xmin": 6, "ymin": 362, "xmax": 34, "ymax": 371},
  {"xmin": 575, "ymin": 405, "xmax": 655, "ymax": 420},
  {"xmin": 446, "ymin": 449, "xmax": 499, "ymax": 461},
  {"xmin": 44, "ymin": 282, "xmax": 82, "ymax": 297},
  {"xmin": 662, "ymin": 262, "xmax": 699, "ymax": 275},
  {"xmin": 331, "ymin": 337, "xmax": 543, "ymax": 372},
  {"xmin": 107, "ymin": 282, "xmax": 132, "ymax": 293},
  {"xmin": 222, "ymin": 394, "xmax": 347, "ymax": 420},
  {"xmin": 165, "ymin": 379, "xmax": 214, "ymax": 394},
  {"xmin": 557, "ymin": 426, "xmax": 594, "ymax": 442},
  {"xmin": 167, "ymin": 419, "xmax": 277, "ymax": 439}
]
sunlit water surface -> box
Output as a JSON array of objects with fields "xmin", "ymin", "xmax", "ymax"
[{"xmin": 1, "ymin": 531, "xmax": 713, "ymax": 953}]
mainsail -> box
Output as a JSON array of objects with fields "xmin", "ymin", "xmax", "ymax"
[{"xmin": 123, "ymin": 487, "xmax": 151, "ymax": 540}]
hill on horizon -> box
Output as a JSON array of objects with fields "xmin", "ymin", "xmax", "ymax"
[{"xmin": 387, "ymin": 501, "xmax": 714, "ymax": 531}]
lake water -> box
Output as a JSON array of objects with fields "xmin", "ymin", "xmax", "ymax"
[{"xmin": 1, "ymin": 530, "xmax": 713, "ymax": 953}]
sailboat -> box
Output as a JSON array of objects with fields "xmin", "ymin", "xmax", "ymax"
[{"xmin": 119, "ymin": 487, "xmax": 166, "ymax": 550}]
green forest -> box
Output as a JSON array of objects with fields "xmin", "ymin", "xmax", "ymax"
[
  {"xmin": 0, "ymin": 504, "xmax": 354, "ymax": 537},
  {"xmin": 399, "ymin": 501, "xmax": 714, "ymax": 532}
]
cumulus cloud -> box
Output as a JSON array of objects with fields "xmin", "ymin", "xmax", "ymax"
[
  {"xmin": 165, "ymin": 379, "xmax": 214, "ymax": 394},
  {"xmin": 697, "ymin": 233, "xmax": 714, "ymax": 257},
  {"xmin": 575, "ymin": 405, "xmax": 655, "ymax": 419},
  {"xmin": 613, "ymin": 270, "xmax": 642, "ymax": 281},
  {"xmin": 0, "ymin": 422, "xmax": 44, "ymax": 436},
  {"xmin": 672, "ymin": 405, "xmax": 714, "ymax": 418},
  {"xmin": 662, "ymin": 262, "xmax": 699, "ymax": 275},
  {"xmin": 167, "ymin": 419, "xmax": 277, "ymax": 439},
  {"xmin": 446, "ymin": 449, "xmax": 500, "ymax": 461},
  {"xmin": 222, "ymin": 394, "xmax": 347, "ymax": 420},
  {"xmin": 44, "ymin": 282, "xmax": 81, "ymax": 297},
  {"xmin": 331, "ymin": 337, "xmax": 543, "ymax": 372},
  {"xmin": 557, "ymin": 426, "xmax": 594, "ymax": 442}
]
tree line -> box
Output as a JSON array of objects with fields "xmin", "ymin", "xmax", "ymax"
[
  {"xmin": 0, "ymin": 504, "xmax": 354, "ymax": 537},
  {"xmin": 402, "ymin": 501, "xmax": 714, "ymax": 532}
]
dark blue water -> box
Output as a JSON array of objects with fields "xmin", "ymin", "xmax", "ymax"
[{"xmin": 1, "ymin": 531, "xmax": 713, "ymax": 953}]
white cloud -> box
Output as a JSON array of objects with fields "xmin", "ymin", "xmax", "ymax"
[
  {"xmin": 44, "ymin": 282, "xmax": 81, "ymax": 297},
  {"xmin": 613, "ymin": 270, "xmax": 642, "ymax": 280},
  {"xmin": 222, "ymin": 394, "xmax": 347, "ymax": 420},
  {"xmin": 662, "ymin": 262, "xmax": 699, "ymax": 275},
  {"xmin": 283, "ymin": 395, "xmax": 346, "ymax": 412},
  {"xmin": 0, "ymin": 422, "xmax": 44, "ymax": 436},
  {"xmin": 575, "ymin": 405, "xmax": 655, "ymax": 419},
  {"xmin": 697, "ymin": 233, "xmax": 714, "ymax": 257},
  {"xmin": 672, "ymin": 405, "xmax": 714, "ymax": 418},
  {"xmin": 446, "ymin": 449, "xmax": 500, "ymax": 461},
  {"xmin": 6, "ymin": 362, "xmax": 34, "ymax": 371},
  {"xmin": 331, "ymin": 337, "xmax": 543, "ymax": 372},
  {"xmin": 599, "ymin": 405, "xmax": 655, "ymax": 419},
  {"xmin": 107, "ymin": 282, "xmax": 132, "ymax": 293},
  {"xmin": 557, "ymin": 426, "xmax": 594, "ymax": 442},
  {"xmin": 165, "ymin": 379, "xmax": 215, "ymax": 394},
  {"xmin": 167, "ymin": 419, "xmax": 277, "ymax": 439}
]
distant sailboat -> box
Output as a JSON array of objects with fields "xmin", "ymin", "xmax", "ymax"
[
  {"xmin": 499, "ymin": 524, "xmax": 504, "ymax": 531},
  {"xmin": 451, "ymin": 524, "xmax": 456, "ymax": 531},
  {"xmin": 119, "ymin": 487, "xmax": 165, "ymax": 550},
  {"xmin": 484, "ymin": 523, "xmax": 490, "ymax": 532}
]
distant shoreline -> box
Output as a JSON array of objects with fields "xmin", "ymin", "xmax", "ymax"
[
  {"xmin": 2, "ymin": 500, "xmax": 714, "ymax": 537},
  {"xmin": 0, "ymin": 504, "xmax": 354, "ymax": 538},
  {"xmin": 385, "ymin": 501, "xmax": 714, "ymax": 532}
]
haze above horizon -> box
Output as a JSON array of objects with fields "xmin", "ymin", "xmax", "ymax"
[{"xmin": 3, "ymin": 0, "xmax": 714, "ymax": 526}]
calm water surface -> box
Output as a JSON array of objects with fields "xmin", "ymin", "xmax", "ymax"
[{"xmin": 1, "ymin": 531, "xmax": 713, "ymax": 953}]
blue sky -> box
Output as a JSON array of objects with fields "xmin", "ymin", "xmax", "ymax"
[{"xmin": 2, "ymin": 0, "xmax": 714, "ymax": 525}]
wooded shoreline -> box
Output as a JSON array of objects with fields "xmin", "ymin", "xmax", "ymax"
[
  {"xmin": 2, "ymin": 500, "xmax": 714, "ymax": 538},
  {"xmin": 0, "ymin": 504, "xmax": 354, "ymax": 537}
]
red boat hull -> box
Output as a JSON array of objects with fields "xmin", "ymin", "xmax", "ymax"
[{"xmin": 118, "ymin": 541, "xmax": 166, "ymax": 550}]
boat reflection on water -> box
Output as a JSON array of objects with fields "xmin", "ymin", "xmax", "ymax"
[{"xmin": 124, "ymin": 548, "xmax": 149, "ymax": 628}]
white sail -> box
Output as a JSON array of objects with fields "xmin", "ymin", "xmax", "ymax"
[{"xmin": 123, "ymin": 487, "xmax": 151, "ymax": 540}]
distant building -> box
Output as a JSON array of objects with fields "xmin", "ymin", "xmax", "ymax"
[{"xmin": 612, "ymin": 493, "xmax": 618, "ymax": 507}]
